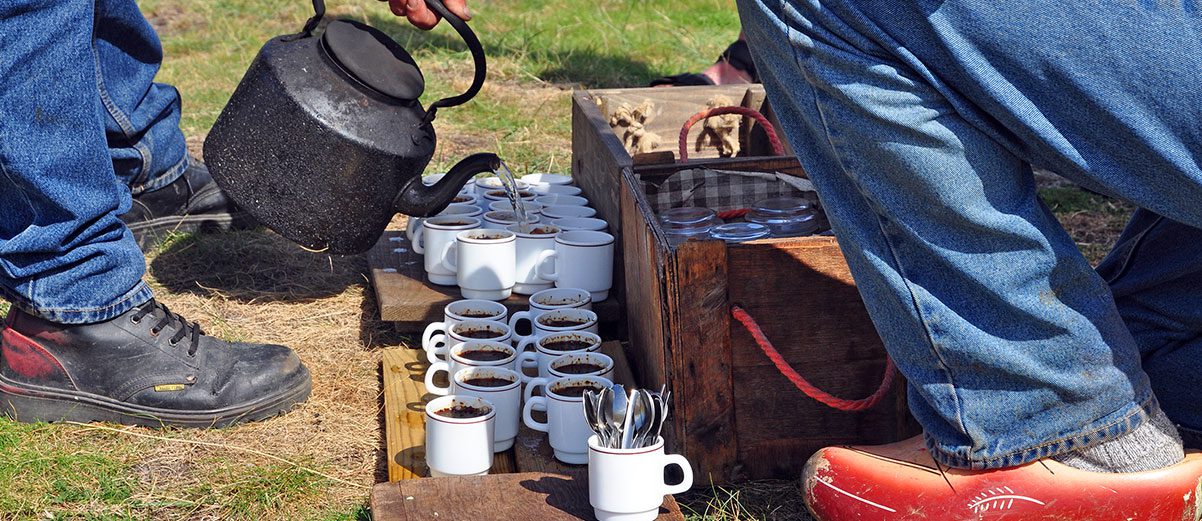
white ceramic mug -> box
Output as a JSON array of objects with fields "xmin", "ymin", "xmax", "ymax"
[
  {"xmin": 425, "ymin": 395, "xmax": 495, "ymax": 477},
  {"xmin": 425, "ymin": 340, "xmax": 518, "ymax": 395},
  {"xmin": 421, "ymin": 300, "xmax": 509, "ymax": 356},
  {"xmin": 489, "ymin": 200, "xmax": 544, "ymax": 217},
  {"xmin": 451, "ymin": 367, "xmax": 522, "ymax": 452},
  {"xmin": 541, "ymin": 205, "xmax": 597, "ymax": 220},
  {"xmin": 482, "ymin": 210, "xmax": 540, "ymax": 230},
  {"xmin": 536, "ymin": 231, "xmax": 615, "ymax": 302},
  {"xmin": 481, "ymin": 188, "xmax": 537, "ymax": 211},
  {"xmin": 426, "ymin": 321, "xmax": 515, "ymax": 363},
  {"xmin": 550, "ymin": 217, "xmax": 608, "ymax": 232},
  {"xmin": 474, "ymin": 176, "xmax": 529, "ymax": 196},
  {"xmin": 441, "ymin": 229, "xmax": 517, "ymax": 300},
  {"xmin": 588, "ymin": 435, "xmax": 694, "ymax": 521},
  {"xmin": 505, "ymin": 224, "xmax": 560, "ymax": 296},
  {"xmin": 521, "ymin": 173, "xmax": 573, "ymax": 187},
  {"xmin": 531, "ymin": 184, "xmax": 583, "ymax": 197},
  {"xmin": 514, "ymin": 307, "xmax": 600, "ymax": 348},
  {"xmin": 524, "ymin": 352, "xmax": 614, "ymax": 402},
  {"xmin": 412, "ymin": 216, "xmax": 482, "ymax": 286},
  {"xmin": 534, "ymin": 195, "xmax": 589, "ymax": 208},
  {"xmin": 508, "ymin": 287, "xmax": 594, "ymax": 333},
  {"xmin": 406, "ymin": 203, "xmax": 482, "ymax": 241},
  {"xmin": 515, "ymin": 331, "xmax": 602, "ymax": 382},
  {"xmin": 521, "ymin": 376, "xmax": 611, "ymax": 464}
]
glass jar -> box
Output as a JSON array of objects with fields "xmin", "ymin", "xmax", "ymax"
[
  {"xmin": 746, "ymin": 196, "xmax": 819, "ymax": 237},
  {"xmin": 659, "ymin": 207, "xmax": 722, "ymax": 246},
  {"xmin": 709, "ymin": 222, "xmax": 771, "ymax": 243}
]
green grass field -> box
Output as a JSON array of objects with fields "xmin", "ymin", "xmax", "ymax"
[{"xmin": 0, "ymin": 1, "xmax": 1131, "ymax": 519}]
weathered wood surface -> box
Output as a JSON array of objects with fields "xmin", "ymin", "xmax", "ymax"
[
  {"xmin": 370, "ymin": 471, "xmax": 685, "ymax": 520},
  {"xmin": 618, "ymin": 167, "xmax": 671, "ymax": 395},
  {"xmin": 512, "ymin": 341, "xmax": 636, "ymax": 475},
  {"xmin": 666, "ymin": 240, "xmax": 739, "ymax": 484},
  {"xmin": 382, "ymin": 348, "xmax": 516, "ymax": 482},
  {"xmin": 572, "ymin": 90, "xmax": 629, "ymax": 237},
  {"xmin": 367, "ymin": 230, "xmax": 622, "ymax": 331}
]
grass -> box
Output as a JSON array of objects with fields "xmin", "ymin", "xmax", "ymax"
[{"xmin": 0, "ymin": 0, "xmax": 1133, "ymax": 519}]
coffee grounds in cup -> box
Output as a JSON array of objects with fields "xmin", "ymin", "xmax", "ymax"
[
  {"xmin": 458, "ymin": 329, "xmax": 502, "ymax": 339},
  {"xmin": 554, "ymin": 363, "xmax": 603, "ymax": 375},
  {"xmin": 554, "ymin": 383, "xmax": 604, "ymax": 398},
  {"xmin": 530, "ymin": 227, "xmax": 557, "ymax": 235},
  {"xmin": 453, "ymin": 196, "xmax": 473, "ymax": 203},
  {"xmin": 462, "ymin": 377, "xmax": 514, "ymax": 388},
  {"xmin": 458, "ymin": 311, "xmax": 499, "ymax": 318},
  {"xmin": 540, "ymin": 318, "xmax": 588, "ymax": 328},
  {"xmin": 459, "ymin": 349, "xmax": 511, "ymax": 362},
  {"xmin": 435, "ymin": 404, "xmax": 489, "ymax": 418},
  {"xmin": 440, "ymin": 221, "xmax": 473, "ymax": 226},
  {"xmin": 542, "ymin": 339, "xmax": 594, "ymax": 352},
  {"xmin": 535, "ymin": 297, "xmax": 582, "ymax": 306}
]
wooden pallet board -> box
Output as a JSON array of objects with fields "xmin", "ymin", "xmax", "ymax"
[
  {"xmin": 371, "ymin": 470, "xmax": 684, "ymax": 520},
  {"xmin": 368, "ymin": 230, "xmax": 623, "ymax": 332}
]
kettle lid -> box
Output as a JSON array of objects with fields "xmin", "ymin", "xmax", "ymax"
[{"xmin": 322, "ymin": 19, "xmax": 424, "ymax": 101}]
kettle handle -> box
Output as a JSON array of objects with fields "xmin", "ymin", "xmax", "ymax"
[
  {"xmin": 422, "ymin": 0, "xmax": 487, "ymax": 122},
  {"xmin": 294, "ymin": 0, "xmax": 325, "ymax": 39}
]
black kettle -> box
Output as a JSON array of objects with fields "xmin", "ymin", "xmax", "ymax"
[{"xmin": 203, "ymin": 0, "xmax": 500, "ymax": 254}]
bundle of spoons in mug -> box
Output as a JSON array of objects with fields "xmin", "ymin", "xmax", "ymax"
[{"xmin": 583, "ymin": 384, "xmax": 670, "ymax": 449}]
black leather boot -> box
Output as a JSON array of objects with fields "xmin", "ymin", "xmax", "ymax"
[
  {"xmin": 120, "ymin": 160, "xmax": 254, "ymax": 250},
  {"xmin": 0, "ymin": 300, "xmax": 310, "ymax": 428}
]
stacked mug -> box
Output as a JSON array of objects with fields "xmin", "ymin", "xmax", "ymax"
[{"xmin": 407, "ymin": 174, "xmax": 615, "ymax": 302}]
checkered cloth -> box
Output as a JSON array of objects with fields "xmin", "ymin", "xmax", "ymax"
[{"xmin": 640, "ymin": 168, "xmax": 818, "ymax": 213}]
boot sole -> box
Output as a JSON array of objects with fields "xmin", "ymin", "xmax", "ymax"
[
  {"xmin": 0, "ymin": 370, "xmax": 311, "ymax": 429},
  {"xmin": 125, "ymin": 212, "xmax": 257, "ymax": 251}
]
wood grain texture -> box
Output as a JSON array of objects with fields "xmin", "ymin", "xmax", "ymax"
[
  {"xmin": 572, "ymin": 90, "xmax": 629, "ymax": 236},
  {"xmin": 382, "ymin": 348, "xmax": 516, "ymax": 481},
  {"xmin": 665, "ymin": 240, "xmax": 739, "ymax": 484},
  {"xmin": 370, "ymin": 471, "xmax": 684, "ymax": 520},
  {"xmin": 367, "ymin": 230, "xmax": 621, "ymax": 331},
  {"xmin": 618, "ymin": 167, "xmax": 670, "ymax": 394},
  {"xmin": 513, "ymin": 341, "xmax": 637, "ymax": 475}
]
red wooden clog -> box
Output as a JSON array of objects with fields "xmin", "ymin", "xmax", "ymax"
[{"xmin": 803, "ymin": 436, "xmax": 1202, "ymax": 520}]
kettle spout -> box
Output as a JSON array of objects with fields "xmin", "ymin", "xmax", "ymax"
[{"xmin": 394, "ymin": 153, "xmax": 501, "ymax": 217}]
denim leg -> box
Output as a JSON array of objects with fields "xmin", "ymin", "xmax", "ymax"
[
  {"xmin": 1097, "ymin": 212, "xmax": 1202, "ymax": 440},
  {"xmin": 0, "ymin": 0, "xmax": 153, "ymax": 323},
  {"xmin": 735, "ymin": 0, "xmax": 1202, "ymax": 469},
  {"xmin": 94, "ymin": 0, "xmax": 189, "ymax": 194}
]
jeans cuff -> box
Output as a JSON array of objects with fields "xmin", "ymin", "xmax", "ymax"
[
  {"xmin": 2, "ymin": 281, "xmax": 154, "ymax": 324},
  {"xmin": 129, "ymin": 152, "xmax": 188, "ymax": 196},
  {"xmin": 923, "ymin": 395, "xmax": 1157, "ymax": 470}
]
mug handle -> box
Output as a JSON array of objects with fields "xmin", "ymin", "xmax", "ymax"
[
  {"xmin": 440, "ymin": 242, "xmax": 458, "ymax": 272},
  {"xmin": 516, "ymin": 351, "xmax": 540, "ymax": 382},
  {"xmin": 512, "ymin": 331, "xmax": 539, "ymax": 353},
  {"xmin": 663, "ymin": 454, "xmax": 694, "ymax": 495},
  {"xmin": 422, "ymin": 322, "xmax": 447, "ymax": 352},
  {"xmin": 423, "ymin": 361, "xmax": 451, "ymax": 396},
  {"xmin": 522, "ymin": 396, "xmax": 549, "ymax": 432},
  {"xmin": 411, "ymin": 226, "xmax": 426, "ymax": 254},
  {"xmin": 507, "ymin": 311, "xmax": 530, "ymax": 335},
  {"xmin": 535, "ymin": 250, "xmax": 559, "ymax": 281},
  {"xmin": 406, "ymin": 218, "xmax": 425, "ymax": 241},
  {"xmin": 524, "ymin": 377, "xmax": 549, "ymax": 403},
  {"xmin": 426, "ymin": 335, "xmax": 449, "ymax": 364}
]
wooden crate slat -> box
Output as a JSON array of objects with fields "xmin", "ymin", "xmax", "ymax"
[
  {"xmin": 370, "ymin": 471, "xmax": 684, "ymax": 520},
  {"xmin": 382, "ymin": 348, "xmax": 516, "ymax": 481},
  {"xmin": 368, "ymin": 230, "xmax": 623, "ymax": 331}
]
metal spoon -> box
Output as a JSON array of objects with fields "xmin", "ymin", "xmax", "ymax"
[
  {"xmin": 620, "ymin": 388, "xmax": 638, "ymax": 449},
  {"xmin": 607, "ymin": 384, "xmax": 627, "ymax": 448},
  {"xmin": 649, "ymin": 390, "xmax": 669, "ymax": 445},
  {"xmin": 633, "ymin": 390, "xmax": 657, "ymax": 447},
  {"xmin": 582, "ymin": 389, "xmax": 606, "ymax": 447}
]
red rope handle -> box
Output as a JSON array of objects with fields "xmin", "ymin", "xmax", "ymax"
[
  {"xmin": 678, "ymin": 106, "xmax": 785, "ymax": 162},
  {"xmin": 731, "ymin": 305, "xmax": 898, "ymax": 411},
  {"xmin": 717, "ymin": 208, "xmax": 749, "ymax": 220}
]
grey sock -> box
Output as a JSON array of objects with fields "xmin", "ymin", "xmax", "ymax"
[{"xmin": 1053, "ymin": 406, "xmax": 1184, "ymax": 473}]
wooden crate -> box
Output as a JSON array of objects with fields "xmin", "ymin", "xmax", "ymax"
[{"xmin": 573, "ymin": 86, "xmax": 920, "ymax": 484}]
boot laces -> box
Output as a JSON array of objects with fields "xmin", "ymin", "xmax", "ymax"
[{"xmin": 131, "ymin": 300, "xmax": 203, "ymax": 356}]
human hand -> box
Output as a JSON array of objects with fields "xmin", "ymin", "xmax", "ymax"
[{"xmin": 383, "ymin": 0, "xmax": 471, "ymax": 30}]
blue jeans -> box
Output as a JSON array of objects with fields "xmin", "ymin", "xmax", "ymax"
[
  {"xmin": 0, "ymin": 0, "xmax": 186, "ymax": 323},
  {"xmin": 738, "ymin": 0, "xmax": 1202, "ymax": 469}
]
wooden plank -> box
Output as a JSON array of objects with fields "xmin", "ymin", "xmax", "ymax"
[
  {"xmin": 368, "ymin": 230, "xmax": 622, "ymax": 331},
  {"xmin": 370, "ymin": 470, "xmax": 685, "ymax": 520},
  {"xmin": 572, "ymin": 90, "xmax": 629, "ymax": 237},
  {"xmin": 382, "ymin": 348, "xmax": 516, "ymax": 481},
  {"xmin": 665, "ymin": 240, "xmax": 740, "ymax": 484},
  {"xmin": 512, "ymin": 341, "xmax": 636, "ymax": 475},
  {"xmin": 618, "ymin": 166, "xmax": 671, "ymax": 393},
  {"xmin": 634, "ymin": 156, "xmax": 804, "ymax": 182}
]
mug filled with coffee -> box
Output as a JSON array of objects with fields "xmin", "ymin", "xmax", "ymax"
[
  {"xmin": 513, "ymin": 307, "xmax": 600, "ymax": 348},
  {"xmin": 425, "ymin": 340, "xmax": 518, "ymax": 395},
  {"xmin": 426, "ymin": 319, "xmax": 514, "ymax": 364},
  {"xmin": 508, "ymin": 287, "xmax": 593, "ymax": 334},
  {"xmin": 425, "ymin": 395, "xmax": 496, "ymax": 477},
  {"xmin": 521, "ymin": 375, "xmax": 612, "ymax": 464},
  {"xmin": 516, "ymin": 331, "xmax": 602, "ymax": 381},
  {"xmin": 422, "ymin": 299, "xmax": 509, "ymax": 359},
  {"xmin": 451, "ymin": 367, "xmax": 522, "ymax": 452}
]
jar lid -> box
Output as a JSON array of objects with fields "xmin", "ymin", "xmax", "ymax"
[
  {"xmin": 750, "ymin": 196, "xmax": 812, "ymax": 216},
  {"xmin": 659, "ymin": 207, "xmax": 721, "ymax": 237},
  {"xmin": 710, "ymin": 222, "xmax": 771, "ymax": 242}
]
